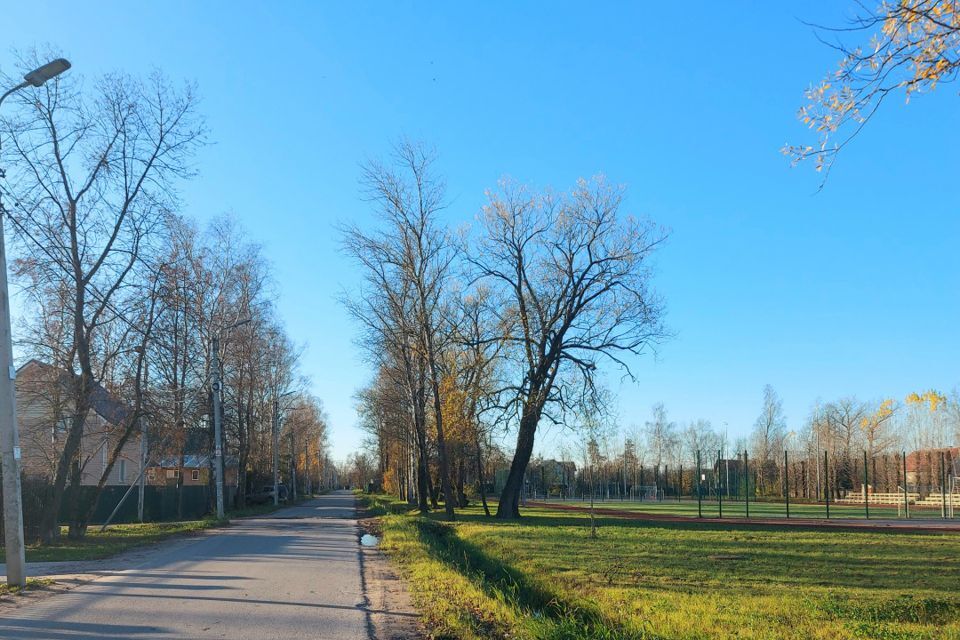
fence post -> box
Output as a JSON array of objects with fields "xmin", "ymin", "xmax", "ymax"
[
  {"xmin": 863, "ymin": 450, "xmax": 870, "ymax": 519},
  {"xmin": 824, "ymin": 450, "xmax": 830, "ymax": 519},
  {"xmin": 696, "ymin": 450, "xmax": 702, "ymax": 518},
  {"xmin": 717, "ymin": 449, "xmax": 722, "ymax": 518},
  {"xmin": 744, "ymin": 449, "xmax": 750, "ymax": 518},
  {"xmin": 784, "ymin": 449, "xmax": 790, "ymax": 519},
  {"xmin": 678, "ymin": 464, "xmax": 683, "ymax": 503},
  {"xmin": 942, "ymin": 451, "xmax": 947, "ymax": 519},
  {"xmin": 902, "ymin": 450, "xmax": 909, "ymax": 519}
]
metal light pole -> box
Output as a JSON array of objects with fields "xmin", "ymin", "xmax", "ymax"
[
  {"xmin": 272, "ymin": 398, "xmax": 280, "ymax": 506},
  {"xmin": 272, "ymin": 390, "xmax": 295, "ymax": 505},
  {"xmin": 0, "ymin": 58, "xmax": 71, "ymax": 588},
  {"xmin": 210, "ymin": 318, "xmax": 249, "ymax": 520},
  {"xmin": 211, "ymin": 335, "xmax": 225, "ymax": 519},
  {"xmin": 289, "ymin": 430, "xmax": 296, "ymax": 501}
]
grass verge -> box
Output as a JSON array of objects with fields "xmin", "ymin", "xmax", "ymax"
[
  {"xmin": 368, "ymin": 496, "xmax": 960, "ymax": 639},
  {"xmin": 0, "ymin": 578, "xmax": 56, "ymax": 596}
]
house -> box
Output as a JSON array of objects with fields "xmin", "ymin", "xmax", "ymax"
[
  {"xmin": 905, "ymin": 446, "xmax": 959, "ymax": 488},
  {"xmin": 147, "ymin": 454, "xmax": 239, "ymax": 488},
  {"xmin": 15, "ymin": 359, "xmax": 143, "ymax": 486}
]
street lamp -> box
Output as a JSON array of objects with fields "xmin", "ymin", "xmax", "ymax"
[
  {"xmin": 0, "ymin": 58, "xmax": 72, "ymax": 588},
  {"xmin": 273, "ymin": 390, "xmax": 296, "ymax": 506},
  {"xmin": 211, "ymin": 317, "xmax": 250, "ymax": 519}
]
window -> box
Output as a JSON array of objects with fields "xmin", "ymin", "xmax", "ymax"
[
  {"xmin": 166, "ymin": 468, "xmax": 180, "ymax": 480},
  {"xmin": 146, "ymin": 468, "xmax": 155, "ymax": 481},
  {"xmin": 191, "ymin": 469, "xmax": 200, "ymax": 481},
  {"xmin": 118, "ymin": 459, "xmax": 127, "ymax": 483}
]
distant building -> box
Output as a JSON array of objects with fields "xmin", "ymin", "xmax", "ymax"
[
  {"xmin": 147, "ymin": 454, "xmax": 239, "ymax": 488},
  {"xmin": 16, "ymin": 359, "xmax": 143, "ymax": 486},
  {"xmin": 905, "ymin": 446, "xmax": 959, "ymax": 488}
]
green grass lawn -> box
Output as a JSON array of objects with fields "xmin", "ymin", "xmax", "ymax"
[
  {"xmin": 9, "ymin": 520, "xmax": 215, "ymax": 563},
  {"xmin": 544, "ymin": 497, "xmax": 946, "ymax": 520},
  {"xmin": 364, "ymin": 495, "xmax": 960, "ymax": 639}
]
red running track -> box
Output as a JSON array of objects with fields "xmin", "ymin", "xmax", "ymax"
[{"xmin": 526, "ymin": 501, "xmax": 960, "ymax": 533}]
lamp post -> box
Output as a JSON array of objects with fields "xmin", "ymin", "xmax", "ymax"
[
  {"xmin": 211, "ymin": 317, "xmax": 249, "ymax": 519},
  {"xmin": 273, "ymin": 390, "xmax": 296, "ymax": 506},
  {"xmin": 0, "ymin": 58, "xmax": 71, "ymax": 588}
]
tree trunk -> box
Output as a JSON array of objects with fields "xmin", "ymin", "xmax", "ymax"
[
  {"xmin": 496, "ymin": 407, "xmax": 540, "ymax": 519},
  {"xmin": 475, "ymin": 437, "xmax": 490, "ymax": 517},
  {"xmin": 425, "ymin": 337, "xmax": 456, "ymax": 520}
]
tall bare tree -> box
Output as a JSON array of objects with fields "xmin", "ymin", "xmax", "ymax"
[
  {"xmin": 751, "ymin": 385, "xmax": 786, "ymax": 493},
  {"xmin": 472, "ymin": 177, "xmax": 667, "ymax": 519},
  {"xmin": 1, "ymin": 55, "xmax": 204, "ymax": 541},
  {"xmin": 342, "ymin": 142, "xmax": 458, "ymax": 518}
]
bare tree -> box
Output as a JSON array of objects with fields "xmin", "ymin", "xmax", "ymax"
[
  {"xmin": 342, "ymin": 142, "xmax": 458, "ymax": 519},
  {"xmin": 472, "ymin": 177, "xmax": 667, "ymax": 519},
  {"xmin": 1, "ymin": 55, "xmax": 204, "ymax": 541},
  {"xmin": 751, "ymin": 385, "xmax": 786, "ymax": 493}
]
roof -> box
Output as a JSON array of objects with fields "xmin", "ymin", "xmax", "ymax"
[
  {"xmin": 16, "ymin": 359, "xmax": 132, "ymax": 426},
  {"xmin": 157, "ymin": 455, "xmax": 239, "ymax": 468}
]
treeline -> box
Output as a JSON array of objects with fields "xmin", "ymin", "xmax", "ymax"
[
  {"xmin": 552, "ymin": 386, "xmax": 960, "ymax": 502},
  {"xmin": 342, "ymin": 142, "xmax": 667, "ymax": 519},
  {"xmin": 0, "ymin": 53, "xmax": 328, "ymax": 542}
]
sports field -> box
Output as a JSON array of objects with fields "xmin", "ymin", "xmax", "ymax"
[
  {"xmin": 365, "ymin": 495, "xmax": 960, "ymax": 639},
  {"xmin": 541, "ymin": 497, "xmax": 949, "ymax": 521}
]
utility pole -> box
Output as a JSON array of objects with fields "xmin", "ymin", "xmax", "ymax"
[
  {"xmin": 272, "ymin": 397, "xmax": 280, "ymax": 506},
  {"xmin": 289, "ymin": 430, "xmax": 297, "ymax": 501},
  {"xmin": 138, "ymin": 349, "xmax": 150, "ymax": 523},
  {"xmin": 0, "ymin": 189, "xmax": 25, "ymax": 587},
  {"xmin": 138, "ymin": 417, "xmax": 147, "ymax": 522},
  {"xmin": 305, "ymin": 441, "xmax": 312, "ymax": 497},
  {"xmin": 211, "ymin": 335, "xmax": 225, "ymax": 519},
  {"xmin": 0, "ymin": 58, "xmax": 71, "ymax": 588}
]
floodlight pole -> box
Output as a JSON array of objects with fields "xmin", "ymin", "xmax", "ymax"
[{"xmin": 0, "ymin": 58, "xmax": 72, "ymax": 588}]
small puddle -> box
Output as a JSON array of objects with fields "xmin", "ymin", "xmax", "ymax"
[{"xmin": 360, "ymin": 533, "xmax": 379, "ymax": 547}]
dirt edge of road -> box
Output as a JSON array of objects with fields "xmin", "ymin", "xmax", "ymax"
[{"xmin": 359, "ymin": 515, "xmax": 423, "ymax": 639}]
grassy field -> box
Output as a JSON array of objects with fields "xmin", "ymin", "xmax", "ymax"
[
  {"xmin": 545, "ymin": 497, "xmax": 947, "ymax": 520},
  {"xmin": 363, "ymin": 495, "xmax": 960, "ymax": 640}
]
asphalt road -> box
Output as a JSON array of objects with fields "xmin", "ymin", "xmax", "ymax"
[{"xmin": 0, "ymin": 491, "xmax": 374, "ymax": 639}]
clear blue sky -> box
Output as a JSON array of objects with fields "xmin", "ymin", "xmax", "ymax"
[{"xmin": 3, "ymin": 2, "xmax": 958, "ymax": 460}]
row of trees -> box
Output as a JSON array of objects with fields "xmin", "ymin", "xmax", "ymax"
[
  {"xmin": 556, "ymin": 385, "xmax": 960, "ymax": 502},
  {"xmin": 0, "ymin": 53, "xmax": 328, "ymax": 542},
  {"xmin": 344, "ymin": 141, "xmax": 667, "ymax": 519}
]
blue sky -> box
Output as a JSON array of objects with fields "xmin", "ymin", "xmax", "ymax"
[{"xmin": 3, "ymin": 2, "xmax": 958, "ymax": 460}]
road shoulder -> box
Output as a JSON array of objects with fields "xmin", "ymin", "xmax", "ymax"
[{"xmin": 359, "ymin": 516, "xmax": 422, "ymax": 639}]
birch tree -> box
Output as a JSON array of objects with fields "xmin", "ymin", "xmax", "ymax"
[{"xmin": 1, "ymin": 56, "xmax": 204, "ymax": 541}]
